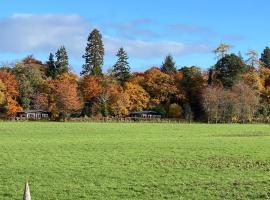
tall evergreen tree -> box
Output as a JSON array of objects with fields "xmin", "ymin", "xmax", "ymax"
[
  {"xmin": 55, "ymin": 46, "xmax": 69, "ymax": 75},
  {"xmin": 260, "ymin": 47, "xmax": 270, "ymax": 68},
  {"xmin": 46, "ymin": 53, "xmax": 57, "ymax": 78},
  {"xmin": 214, "ymin": 53, "xmax": 247, "ymax": 88},
  {"xmin": 81, "ymin": 29, "xmax": 104, "ymax": 76},
  {"xmin": 160, "ymin": 54, "xmax": 177, "ymax": 74},
  {"xmin": 112, "ymin": 47, "xmax": 130, "ymax": 84}
]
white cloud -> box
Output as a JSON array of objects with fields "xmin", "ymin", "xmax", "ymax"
[
  {"xmin": 104, "ymin": 36, "xmax": 211, "ymax": 58},
  {"xmin": 0, "ymin": 14, "xmax": 212, "ymax": 60},
  {"xmin": 0, "ymin": 14, "xmax": 91, "ymax": 56}
]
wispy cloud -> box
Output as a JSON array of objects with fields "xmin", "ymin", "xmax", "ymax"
[
  {"xmin": 223, "ymin": 34, "xmax": 244, "ymax": 42},
  {"xmin": 169, "ymin": 23, "xmax": 216, "ymax": 38},
  {"xmin": 104, "ymin": 18, "xmax": 158, "ymax": 39}
]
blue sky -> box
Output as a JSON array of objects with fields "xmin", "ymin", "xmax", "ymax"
[{"xmin": 0, "ymin": 0, "xmax": 269, "ymax": 73}]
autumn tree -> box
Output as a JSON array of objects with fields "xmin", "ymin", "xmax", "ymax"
[
  {"xmin": 142, "ymin": 67, "xmax": 177, "ymax": 105},
  {"xmin": 81, "ymin": 29, "xmax": 104, "ymax": 76},
  {"xmin": 112, "ymin": 47, "xmax": 131, "ymax": 85},
  {"xmin": 242, "ymin": 69, "xmax": 264, "ymax": 93},
  {"xmin": 124, "ymin": 82, "xmax": 150, "ymax": 112},
  {"xmin": 12, "ymin": 62, "xmax": 43, "ymax": 109},
  {"xmin": 160, "ymin": 54, "xmax": 177, "ymax": 74},
  {"xmin": 213, "ymin": 43, "xmax": 232, "ymax": 59},
  {"xmin": 91, "ymin": 77, "xmax": 119, "ymax": 117},
  {"xmin": 55, "ymin": 46, "xmax": 69, "ymax": 74},
  {"xmin": 50, "ymin": 73, "xmax": 82, "ymax": 120},
  {"xmin": 202, "ymin": 86, "xmax": 223, "ymax": 123},
  {"xmin": 80, "ymin": 76, "xmax": 103, "ymax": 102},
  {"xmin": 168, "ymin": 103, "xmax": 182, "ymax": 118},
  {"xmin": 246, "ymin": 49, "xmax": 259, "ymax": 69},
  {"xmin": 109, "ymin": 91, "xmax": 130, "ymax": 117},
  {"xmin": 232, "ymin": 82, "xmax": 259, "ymax": 123},
  {"xmin": 0, "ymin": 70, "xmax": 21, "ymax": 116},
  {"xmin": 32, "ymin": 92, "xmax": 49, "ymax": 110},
  {"xmin": 0, "ymin": 80, "xmax": 5, "ymax": 105}
]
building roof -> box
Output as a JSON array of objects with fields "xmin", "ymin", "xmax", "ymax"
[
  {"xmin": 17, "ymin": 110, "xmax": 49, "ymax": 114},
  {"xmin": 130, "ymin": 111, "xmax": 160, "ymax": 115}
]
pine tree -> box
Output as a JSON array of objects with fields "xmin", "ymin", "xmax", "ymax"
[
  {"xmin": 46, "ymin": 53, "xmax": 57, "ymax": 78},
  {"xmin": 260, "ymin": 47, "xmax": 270, "ymax": 68},
  {"xmin": 160, "ymin": 54, "xmax": 177, "ymax": 74},
  {"xmin": 55, "ymin": 46, "xmax": 69, "ymax": 75},
  {"xmin": 112, "ymin": 47, "xmax": 130, "ymax": 84},
  {"xmin": 81, "ymin": 29, "xmax": 104, "ymax": 76}
]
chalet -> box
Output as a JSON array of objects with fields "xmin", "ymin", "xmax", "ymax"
[
  {"xmin": 129, "ymin": 111, "xmax": 162, "ymax": 119},
  {"xmin": 16, "ymin": 110, "xmax": 51, "ymax": 120}
]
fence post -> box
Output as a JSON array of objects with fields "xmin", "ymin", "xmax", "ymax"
[{"xmin": 23, "ymin": 182, "xmax": 31, "ymax": 200}]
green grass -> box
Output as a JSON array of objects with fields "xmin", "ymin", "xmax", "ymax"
[{"xmin": 1, "ymin": 122, "xmax": 270, "ymax": 199}]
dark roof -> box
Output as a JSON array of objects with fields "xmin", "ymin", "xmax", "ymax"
[
  {"xmin": 130, "ymin": 111, "xmax": 160, "ymax": 115},
  {"xmin": 17, "ymin": 110, "xmax": 49, "ymax": 114}
]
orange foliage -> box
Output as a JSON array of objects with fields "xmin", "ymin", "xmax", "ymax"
[
  {"xmin": 124, "ymin": 82, "xmax": 150, "ymax": 111},
  {"xmin": 81, "ymin": 76, "xmax": 103, "ymax": 102},
  {"xmin": 50, "ymin": 73, "xmax": 82, "ymax": 115},
  {"xmin": 0, "ymin": 70, "xmax": 22, "ymax": 116},
  {"xmin": 143, "ymin": 67, "xmax": 177, "ymax": 104},
  {"xmin": 0, "ymin": 80, "xmax": 5, "ymax": 104}
]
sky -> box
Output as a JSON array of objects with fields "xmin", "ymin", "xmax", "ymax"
[{"xmin": 0, "ymin": 0, "xmax": 270, "ymax": 73}]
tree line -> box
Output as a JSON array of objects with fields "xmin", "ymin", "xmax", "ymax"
[{"xmin": 1, "ymin": 28, "xmax": 270, "ymax": 122}]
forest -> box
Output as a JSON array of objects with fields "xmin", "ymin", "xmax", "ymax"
[{"xmin": 0, "ymin": 29, "xmax": 270, "ymax": 123}]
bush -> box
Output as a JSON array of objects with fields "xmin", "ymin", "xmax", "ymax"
[{"xmin": 168, "ymin": 103, "xmax": 182, "ymax": 118}]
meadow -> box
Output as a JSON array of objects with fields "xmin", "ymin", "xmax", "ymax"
[{"xmin": 0, "ymin": 122, "xmax": 270, "ymax": 199}]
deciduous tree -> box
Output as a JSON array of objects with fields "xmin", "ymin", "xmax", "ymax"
[
  {"xmin": 124, "ymin": 82, "xmax": 150, "ymax": 112},
  {"xmin": 0, "ymin": 70, "xmax": 22, "ymax": 116},
  {"xmin": 50, "ymin": 73, "xmax": 82, "ymax": 119},
  {"xmin": 12, "ymin": 62, "xmax": 43, "ymax": 109},
  {"xmin": 143, "ymin": 67, "xmax": 177, "ymax": 105}
]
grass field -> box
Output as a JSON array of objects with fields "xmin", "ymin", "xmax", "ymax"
[{"xmin": 0, "ymin": 122, "xmax": 270, "ymax": 199}]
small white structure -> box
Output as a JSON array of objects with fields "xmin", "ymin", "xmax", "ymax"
[
  {"xmin": 23, "ymin": 182, "xmax": 31, "ymax": 200},
  {"xmin": 16, "ymin": 110, "xmax": 50, "ymax": 120}
]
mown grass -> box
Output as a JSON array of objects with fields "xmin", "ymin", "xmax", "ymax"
[{"xmin": 0, "ymin": 122, "xmax": 270, "ymax": 199}]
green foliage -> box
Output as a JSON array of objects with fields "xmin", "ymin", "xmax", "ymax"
[
  {"xmin": 1, "ymin": 123, "xmax": 270, "ymax": 199},
  {"xmin": 112, "ymin": 47, "xmax": 131, "ymax": 85},
  {"xmin": 160, "ymin": 54, "xmax": 177, "ymax": 74},
  {"xmin": 151, "ymin": 104, "xmax": 166, "ymax": 116},
  {"xmin": 180, "ymin": 66, "xmax": 204, "ymax": 119},
  {"xmin": 55, "ymin": 46, "xmax": 69, "ymax": 74},
  {"xmin": 214, "ymin": 53, "xmax": 247, "ymax": 88},
  {"xmin": 81, "ymin": 29, "xmax": 104, "ymax": 76},
  {"xmin": 260, "ymin": 47, "xmax": 270, "ymax": 68},
  {"xmin": 12, "ymin": 63, "xmax": 43, "ymax": 109},
  {"xmin": 46, "ymin": 53, "xmax": 57, "ymax": 78}
]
